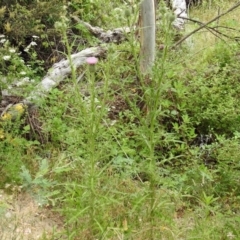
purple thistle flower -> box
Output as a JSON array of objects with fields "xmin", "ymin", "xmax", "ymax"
[{"xmin": 86, "ymin": 57, "xmax": 98, "ymax": 65}]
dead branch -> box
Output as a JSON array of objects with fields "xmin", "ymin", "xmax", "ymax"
[
  {"xmin": 23, "ymin": 46, "xmax": 106, "ymax": 106},
  {"xmin": 71, "ymin": 15, "xmax": 133, "ymax": 43},
  {"xmin": 1, "ymin": 46, "xmax": 106, "ymax": 121},
  {"xmin": 173, "ymin": 1, "xmax": 240, "ymax": 47},
  {"xmin": 179, "ymin": 16, "xmax": 235, "ymax": 43}
]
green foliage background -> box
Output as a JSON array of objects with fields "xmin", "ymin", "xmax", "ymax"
[{"xmin": 0, "ymin": 0, "xmax": 240, "ymax": 239}]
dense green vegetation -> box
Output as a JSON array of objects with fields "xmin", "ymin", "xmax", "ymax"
[{"xmin": 0, "ymin": 0, "xmax": 240, "ymax": 239}]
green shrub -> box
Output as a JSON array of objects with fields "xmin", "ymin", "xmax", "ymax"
[{"xmin": 178, "ymin": 43, "xmax": 240, "ymax": 136}]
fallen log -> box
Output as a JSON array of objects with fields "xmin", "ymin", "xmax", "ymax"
[
  {"xmin": 71, "ymin": 15, "xmax": 133, "ymax": 43},
  {"xmin": 1, "ymin": 46, "xmax": 106, "ymax": 121},
  {"xmin": 0, "ymin": 2, "xmax": 190, "ymax": 122}
]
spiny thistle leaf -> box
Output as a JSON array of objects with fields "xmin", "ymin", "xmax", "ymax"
[{"xmin": 4, "ymin": 22, "xmax": 11, "ymax": 32}]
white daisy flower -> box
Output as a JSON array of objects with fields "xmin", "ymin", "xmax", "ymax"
[
  {"xmin": 3, "ymin": 55, "xmax": 11, "ymax": 60},
  {"xmin": 9, "ymin": 48, "xmax": 16, "ymax": 53},
  {"xmin": 30, "ymin": 41, "xmax": 37, "ymax": 46}
]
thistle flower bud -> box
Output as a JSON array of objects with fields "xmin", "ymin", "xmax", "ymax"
[{"xmin": 124, "ymin": 8, "xmax": 131, "ymax": 18}]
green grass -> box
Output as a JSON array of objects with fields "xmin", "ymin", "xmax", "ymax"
[{"xmin": 0, "ymin": 0, "xmax": 240, "ymax": 239}]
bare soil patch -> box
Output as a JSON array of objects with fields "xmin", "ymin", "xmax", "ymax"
[{"xmin": 0, "ymin": 190, "xmax": 64, "ymax": 240}]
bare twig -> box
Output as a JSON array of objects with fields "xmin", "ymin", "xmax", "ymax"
[
  {"xmin": 173, "ymin": 1, "xmax": 240, "ymax": 47},
  {"xmin": 212, "ymin": 25, "xmax": 240, "ymax": 33},
  {"xmin": 179, "ymin": 16, "xmax": 237, "ymax": 42}
]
